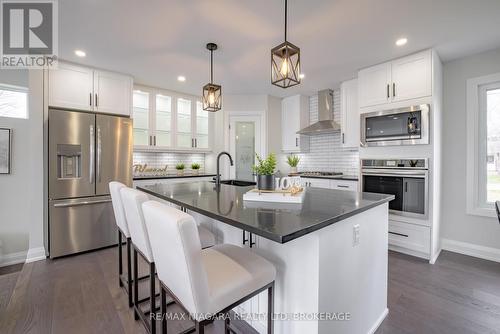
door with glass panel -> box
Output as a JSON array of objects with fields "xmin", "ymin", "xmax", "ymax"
[
  {"xmin": 132, "ymin": 90, "xmax": 150, "ymax": 147},
  {"xmin": 229, "ymin": 115, "xmax": 262, "ymax": 181},
  {"xmin": 194, "ymin": 101, "xmax": 210, "ymax": 150},
  {"xmin": 176, "ymin": 98, "xmax": 192, "ymax": 148},
  {"xmin": 155, "ymin": 94, "xmax": 172, "ymax": 147}
]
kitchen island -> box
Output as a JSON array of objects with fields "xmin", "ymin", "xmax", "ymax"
[{"xmin": 138, "ymin": 182, "xmax": 394, "ymax": 334}]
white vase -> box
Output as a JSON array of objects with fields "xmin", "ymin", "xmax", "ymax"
[{"xmin": 290, "ymin": 166, "xmax": 298, "ymax": 174}]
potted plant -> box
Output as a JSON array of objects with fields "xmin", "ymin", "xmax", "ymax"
[
  {"xmin": 175, "ymin": 163, "xmax": 185, "ymax": 176},
  {"xmin": 252, "ymin": 153, "xmax": 277, "ymax": 191},
  {"xmin": 191, "ymin": 163, "xmax": 201, "ymax": 175},
  {"xmin": 287, "ymin": 155, "xmax": 300, "ymax": 174}
]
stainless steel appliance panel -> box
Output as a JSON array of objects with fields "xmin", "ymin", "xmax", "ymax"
[
  {"xmin": 360, "ymin": 104, "xmax": 430, "ymax": 147},
  {"xmin": 403, "ymin": 178, "xmax": 425, "ymax": 215},
  {"xmin": 49, "ymin": 109, "xmax": 95, "ymax": 199},
  {"xmin": 49, "ymin": 196, "xmax": 116, "ymax": 258},
  {"xmin": 95, "ymin": 114, "xmax": 133, "ymax": 195}
]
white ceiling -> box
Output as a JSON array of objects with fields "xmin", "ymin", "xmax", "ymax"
[{"xmin": 60, "ymin": 0, "xmax": 500, "ymax": 97}]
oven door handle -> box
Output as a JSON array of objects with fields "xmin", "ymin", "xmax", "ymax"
[{"xmin": 362, "ymin": 170, "xmax": 427, "ymax": 178}]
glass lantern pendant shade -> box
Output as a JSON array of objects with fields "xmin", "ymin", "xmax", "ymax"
[
  {"xmin": 203, "ymin": 43, "xmax": 222, "ymax": 112},
  {"xmin": 271, "ymin": 0, "xmax": 301, "ymax": 88}
]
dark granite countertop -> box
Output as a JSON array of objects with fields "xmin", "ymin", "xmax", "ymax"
[
  {"xmin": 138, "ymin": 182, "xmax": 393, "ymax": 244},
  {"xmin": 133, "ymin": 174, "xmax": 216, "ymax": 181}
]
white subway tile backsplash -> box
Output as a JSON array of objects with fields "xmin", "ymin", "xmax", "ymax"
[
  {"xmin": 133, "ymin": 152, "xmax": 205, "ymax": 174},
  {"xmin": 294, "ymin": 92, "xmax": 360, "ymax": 176}
]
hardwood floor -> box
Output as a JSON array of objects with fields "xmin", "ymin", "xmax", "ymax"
[{"xmin": 1, "ymin": 248, "xmax": 500, "ymax": 333}]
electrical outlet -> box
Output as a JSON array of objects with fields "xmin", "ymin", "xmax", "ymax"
[{"xmin": 353, "ymin": 224, "xmax": 360, "ymax": 246}]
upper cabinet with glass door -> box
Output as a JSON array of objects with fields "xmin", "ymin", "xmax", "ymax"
[{"xmin": 132, "ymin": 85, "xmax": 212, "ymax": 152}]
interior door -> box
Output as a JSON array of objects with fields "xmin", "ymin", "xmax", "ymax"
[
  {"xmin": 49, "ymin": 109, "xmax": 95, "ymax": 199},
  {"xmin": 95, "ymin": 114, "xmax": 133, "ymax": 195},
  {"xmin": 229, "ymin": 115, "xmax": 262, "ymax": 181}
]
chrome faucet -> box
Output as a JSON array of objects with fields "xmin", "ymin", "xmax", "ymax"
[{"xmin": 215, "ymin": 151, "xmax": 234, "ymax": 186}]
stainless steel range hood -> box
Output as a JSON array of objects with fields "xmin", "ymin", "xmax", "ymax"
[{"xmin": 297, "ymin": 89, "xmax": 341, "ymax": 135}]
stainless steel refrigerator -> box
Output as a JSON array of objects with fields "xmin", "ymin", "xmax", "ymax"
[{"xmin": 48, "ymin": 108, "xmax": 132, "ymax": 258}]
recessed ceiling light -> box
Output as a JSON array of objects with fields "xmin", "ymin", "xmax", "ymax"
[
  {"xmin": 74, "ymin": 49, "xmax": 86, "ymax": 57},
  {"xmin": 177, "ymin": 75, "xmax": 186, "ymax": 82},
  {"xmin": 299, "ymin": 73, "xmax": 305, "ymax": 79},
  {"xmin": 395, "ymin": 38, "xmax": 408, "ymax": 46}
]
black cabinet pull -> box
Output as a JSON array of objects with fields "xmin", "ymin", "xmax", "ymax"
[
  {"xmin": 393, "ymin": 83, "xmax": 396, "ymax": 97},
  {"xmin": 242, "ymin": 231, "xmax": 248, "ymax": 245},
  {"xmin": 337, "ymin": 185, "xmax": 349, "ymax": 188},
  {"xmin": 249, "ymin": 232, "xmax": 256, "ymax": 248},
  {"xmin": 387, "ymin": 84, "xmax": 390, "ymax": 99},
  {"xmin": 389, "ymin": 231, "xmax": 408, "ymax": 238},
  {"xmin": 295, "ymin": 137, "xmax": 298, "ymax": 147},
  {"xmin": 95, "ymin": 94, "xmax": 98, "ymax": 107},
  {"xmin": 342, "ymin": 133, "xmax": 345, "ymax": 144},
  {"xmin": 89, "ymin": 93, "xmax": 92, "ymax": 106}
]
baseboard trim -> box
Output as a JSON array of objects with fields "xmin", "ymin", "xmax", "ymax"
[
  {"xmin": 368, "ymin": 308, "xmax": 389, "ymax": 334},
  {"xmin": 0, "ymin": 251, "xmax": 27, "ymax": 267},
  {"xmin": 388, "ymin": 244, "xmax": 430, "ymax": 261},
  {"xmin": 26, "ymin": 247, "xmax": 46, "ymax": 263},
  {"xmin": 429, "ymin": 247, "xmax": 442, "ymax": 264},
  {"xmin": 441, "ymin": 238, "xmax": 500, "ymax": 263}
]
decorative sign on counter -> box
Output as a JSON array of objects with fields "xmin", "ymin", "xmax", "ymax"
[{"xmin": 243, "ymin": 184, "xmax": 305, "ymax": 203}]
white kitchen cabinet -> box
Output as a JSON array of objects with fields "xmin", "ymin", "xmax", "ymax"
[
  {"xmin": 48, "ymin": 61, "xmax": 132, "ymax": 116},
  {"xmin": 133, "ymin": 86, "xmax": 213, "ymax": 152},
  {"xmin": 301, "ymin": 177, "xmax": 331, "ymax": 189},
  {"xmin": 48, "ymin": 62, "xmax": 94, "ymax": 111},
  {"xmin": 391, "ymin": 51, "xmax": 432, "ymax": 102},
  {"xmin": 281, "ymin": 95, "xmax": 310, "ymax": 152},
  {"xmin": 93, "ymin": 70, "xmax": 132, "ymax": 116},
  {"xmin": 388, "ymin": 220, "xmax": 430, "ymax": 257},
  {"xmin": 358, "ymin": 49, "xmax": 432, "ymax": 109},
  {"xmin": 330, "ymin": 179, "xmax": 358, "ymax": 191},
  {"xmin": 358, "ymin": 62, "xmax": 391, "ymax": 108},
  {"xmin": 340, "ymin": 79, "xmax": 360, "ymax": 148}
]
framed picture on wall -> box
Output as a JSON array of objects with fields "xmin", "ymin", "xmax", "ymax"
[{"xmin": 0, "ymin": 128, "xmax": 12, "ymax": 174}]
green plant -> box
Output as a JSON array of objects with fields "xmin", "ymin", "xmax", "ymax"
[
  {"xmin": 191, "ymin": 163, "xmax": 201, "ymax": 170},
  {"xmin": 175, "ymin": 163, "xmax": 185, "ymax": 170},
  {"xmin": 286, "ymin": 155, "xmax": 300, "ymax": 167},
  {"xmin": 252, "ymin": 153, "xmax": 277, "ymax": 175}
]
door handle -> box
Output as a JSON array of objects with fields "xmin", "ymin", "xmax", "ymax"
[
  {"xmin": 89, "ymin": 125, "xmax": 94, "ymax": 184},
  {"xmin": 249, "ymin": 232, "xmax": 256, "ymax": 248},
  {"xmin": 295, "ymin": 137, "xmax": 298, "ymax": 147},
  {"xmin": 405, "ymin": 182, "xmax": 408, "ymax": 192},
  {"xmin": 194, "ymin": 138, "xmax": 197, "ymax": 148},
  {"xmin": 337, "ymin": 185, "xmax": 349, "ymax": 188},
  {"xmin": 393, "ymin": 83, "xmax": 396, "ymax": 97},
  {"xmin": 389, "ymin": 231, "xmax": 408, "ymax": 238},
  {"xmin": 191, "ymin": 138, "xmax": 194, "ymax": 148},
  {"xmin": 97, "ymin": 126, "xmax": 102, "ymax": 182},
  {"xmin": 342, "ymin": 133, "xmax": 345, "ymax": 144},
  {"xmin": 95, "ymin": 94, "xmax": 98, "ymax": 108},
  {"xmin": 387, "ymin": 84, "xmax": 390, "ymax": 99},
  {"xmin": 153, "ymin": 135, "xmax": 156, "ymax": 146},
  {"xmin": 53, "ymin": 199, "xmax": 112, "ymax": 208},
  {"xmin": 89, "ymin": 93, "xmax": 92, "ymax": 107},
  {"xmin": 242, "ymin": 230, "xmax": 249, "ymax": 245}
]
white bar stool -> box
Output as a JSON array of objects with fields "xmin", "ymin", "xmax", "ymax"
[
  {"xmin": 109, "ymin": 181, "xmax": 135, "ymax": 308},
  {"xmin": 142, "ymin": 200, "xmax": 276, "ymax": 334}
]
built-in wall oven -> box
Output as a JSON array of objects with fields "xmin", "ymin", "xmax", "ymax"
[
  {"xmin": 360, "ymin": 104, "xmax": 430, "ymax": 147},
  {"xmin": 361, "ymin": 159, "xmax": 428, "ymax": 219}
]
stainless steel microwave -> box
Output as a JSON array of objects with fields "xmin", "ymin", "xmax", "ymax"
[{"xmin": 360, "ymin": 104, "xmax": 430, "ymax": 147}]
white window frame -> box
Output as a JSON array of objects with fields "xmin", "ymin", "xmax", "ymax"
[
  {"xmin": 0, "ymin": 83, "xmax": 29, "ymax": 119},
  {"xmin": 466, "ymin": 72, "xmax": 500, "ymax": 218}
]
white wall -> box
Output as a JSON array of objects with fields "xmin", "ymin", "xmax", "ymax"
[
  {"xmin": 441, "ymin": 47, "xmax": 500, "ymax": 252},
  {"xmin": 0, "ymin": 69, "xmax": 45, "ymax": 266}
]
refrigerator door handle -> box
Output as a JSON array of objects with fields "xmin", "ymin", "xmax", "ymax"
[
  {"xmin": 97, "ymin": 125, "xmax": 102, "ymax": 182},
  {"xmin": 89, "ymin": 125, "xmax": 95, "ymax": 184},
  {"xmin": 53, "ymin": 198, "xmax": 112, "ymax": 208}
]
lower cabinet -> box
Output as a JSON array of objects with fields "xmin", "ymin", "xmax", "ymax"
[
  {"xmin": 300, "ymin": 177, "xmax": 359, "ymax": 191},
  {"xmin": 388, "ymin": 220, "xmax": 430, "ymax": 258}
]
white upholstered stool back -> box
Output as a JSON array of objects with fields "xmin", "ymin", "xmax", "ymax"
[
  {"xmin": 121, "ymin": 187, "xmax": 154, "ymax": 263},
  {"xmin": 142, "ymin": 200, "xmax": 210, "ymax": 316},
  {"xmin": 109, "ymin": 181, "xmax": 130, "ymax": 238}
]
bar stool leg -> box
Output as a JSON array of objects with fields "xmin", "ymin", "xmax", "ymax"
[
  {"xmin": 118, "ymin": 231, "xmax": 123, "ymax": 287},
  {"xmin": 267, "ymin": 282, "xmax": 274, "ymax": 334},
  {"xmin": 160, "ymin": 286, "xmax": 167, "ymax": 334},
  {"xmin": 133, "ymin": 247, "xmax": 139, "ymax": 320},
  {"xmin": 127, "ymin": 238, "xmax": 133, "ymax": 308},
  {"xmin": 150, "ymin": 262, "xmax": 156, "ymax": 334},
  {"xmin": 224, "ymin": 313, "xmax": 231, "ymax": 334}
]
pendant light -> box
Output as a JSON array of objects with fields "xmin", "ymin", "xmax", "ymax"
[
  {"xmin": 202, "ymin": 43, "xmax": 222, "ymax": 112},
  {"xmin": 271, "ymin": 0, "xmax": 301, "ymax": 88}
]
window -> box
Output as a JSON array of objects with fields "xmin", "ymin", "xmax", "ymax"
[
  {"xmin": 0, "ymin": 84, "xmax": 28, "ymax": 119},
  {"xmin": 466, "ymin": 72, "xmax": 500, "ymax": 217}
]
